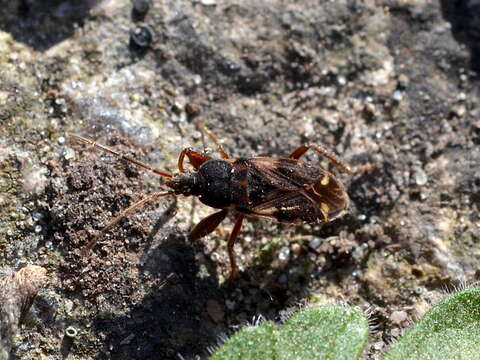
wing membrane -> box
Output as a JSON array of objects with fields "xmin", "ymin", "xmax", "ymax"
[{"xmin": 240, "ymin": 158, "xmax": 349, "ymax": 223}]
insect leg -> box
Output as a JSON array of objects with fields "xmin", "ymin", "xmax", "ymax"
[
  {"xmin": 84, "ymin": 190, "xmax": 175, "ymax": 252},
  {"xmin": 188, "ymin": 209, "xmax": 228, "ymax": 241},
  {"xmin": 198, "ymin": 120, "xmax": 229, "ymax": 159},
  {"xmin": 69, "ymin": 133, "xmax": 173, "ymax": 178},
  {"xmin": 289, "ymin": 144, "xmax": 352, "ymax": 174},
  {"xmin": 177, "ymin": 148, "xmax": 211, "ymax": 172},
  {"xmin": 226, "ymin": 215, "xmax": 245, "ymax": 283}
]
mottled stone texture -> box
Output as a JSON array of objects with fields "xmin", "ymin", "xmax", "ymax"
[
  {"xmin": 0, "ymin": 266, "xmax": 47, "ymax": 360},
  {"xmin": 0, "ymin": 0, "xmax": 478, "ymax": 359}
]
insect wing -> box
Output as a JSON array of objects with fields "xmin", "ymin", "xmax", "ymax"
[
  {"xmin": 249, "ymin": 190, "xmax": 323, "ymax": 223},
  {"xmin": 305, "ymin": 165, "xmax": 350, "ymax": 220},
  {"xmin": 245, "ymin": 158, "xmax": 349, "ymax": 223}
]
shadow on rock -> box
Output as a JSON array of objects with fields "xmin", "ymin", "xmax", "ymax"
[
  {"xmin": 90, "ymin": 229, "xmax": 335, "ymax": 359},
  {"xmin": 93, "ymin": 234, "xmax": 223, "ymax": 360},
  {"xmin": 441, "ymin": 0, "xmax": 480, "ymax": 72},
  {"xmin": 0, "ymin": 0, "xmax": 99, "ymax": 51},
  {"xmin": 87, "ymin": 198, "xmax": 359, "ymax": 359}
]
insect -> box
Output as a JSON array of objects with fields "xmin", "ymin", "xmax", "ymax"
[{"xmin": 69, "ymin": 123, "xmax": 351, "ymax": 283}]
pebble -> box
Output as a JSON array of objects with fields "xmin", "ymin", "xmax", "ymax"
[
  {"xmin": 65, "ymin": 326, "xmax": 79, "ymax": 338},
  {"xmin": 413, "ymin": 166, "xmax": 427, "ymax": 186},
  {"xmin": 278, "ymin": 246, "xmax": 290, "ymax": 262},
  {"xmin": 398, "ymin": 74, "xmax": 409, "ymax": 88},
  {"xmin": 392, "ymin": 90, "xmax": 403, "ymax": 102},
  {"xmin": 390, "ymin": 310, "xmax": 407, "ymax": 324},
  {"xmin": 451, "ymin": 105, "xmax": 466, "ymax": 117},
  {"xmin": 291, "ymin": 243, "xmax": 301, "ymax": 255},
  {"xmin": 131, "ymin": 25, "xmax": 154, "ymax": 48},
  {"xmin": 63, "ymin": 148, "xmax": 75, "ymax": 160},
  {"xmin": 309, "ymin": 238, "xmax": 322, "ymax": 249},
  {"xmin": 32, "ymin": 212, "xmax": 43, "ymax": 221}
]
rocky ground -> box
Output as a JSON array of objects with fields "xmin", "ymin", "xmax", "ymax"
[{"xmin": 0, "ymin": 0, "xmax": 479, "ymax": 359}]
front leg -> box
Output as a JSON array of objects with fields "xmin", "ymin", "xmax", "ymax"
[
  {"xmin": 177, "ymin": 148, "xmax": 211, "ymax": 172},
  {"xmin": 188, "ymin": 209, "xmax": 228, "ymax": 241}
]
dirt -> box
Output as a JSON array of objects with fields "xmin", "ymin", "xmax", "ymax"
[{"xmin": 0, "ymin": 0, "xmax": 479, "ymax": 359}]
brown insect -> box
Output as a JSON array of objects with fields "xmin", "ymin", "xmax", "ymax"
[{"xmin": 69, "ymin": 123, "xmax": 351, "ymax": 282}]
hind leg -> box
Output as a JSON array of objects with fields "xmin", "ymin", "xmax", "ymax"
[
  {"xmin": 289, "ymin": 144, "xmax": 352, "ymax": 174},
  {"xmin": 198, "ymin": 120, "xmax": 229, "ymax": 159}
]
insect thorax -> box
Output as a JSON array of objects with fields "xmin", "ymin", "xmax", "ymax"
[{"xmin": 195, "ymin": 160, "xmax": 233, "ymax": 208}]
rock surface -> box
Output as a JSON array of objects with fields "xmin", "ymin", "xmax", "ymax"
[{"xmin": 0, "ymin": 0, "xmax": 479, "ymax": 359}]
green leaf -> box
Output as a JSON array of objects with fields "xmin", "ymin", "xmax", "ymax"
[
  {"xmin": 211, "ymin": 322, "xmax": 277, "ymax": 360},
  {"xmin": 277, "ymin": 306, "xmax": 369, "ymax": 360},
  {"xmin": 210, "ymin": 306, "xmax": 369, "ymax": 360},
  {"xmin": 385, "ymin": 287, "xmax": 480, "ymax": 360}
]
